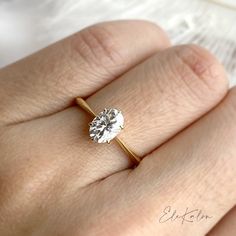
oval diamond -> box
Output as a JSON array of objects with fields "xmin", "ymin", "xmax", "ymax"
[{"xmin": 89, "ymin": 108, "xmax": 124, "ymax": 143}]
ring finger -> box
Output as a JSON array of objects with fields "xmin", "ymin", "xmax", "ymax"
[{"xmin": 6, "ymin": 44, "xmax": 229, "ymax": 187}]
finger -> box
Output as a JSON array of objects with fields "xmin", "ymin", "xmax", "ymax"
[
  {"xmin": 129, "ymin": 86, "xmax": 236, "ymax": 235},
  {"xmin": 7, "ymin": 44, "xmax": 228, "ymax": 187},
  {"xmin": 207, "ymin": 207, "xmax": 236, "ymax": 236},
  {"xmin": 0, "ymin": 20, "xmax": 170, "ymax": 125},
  {"xmin": 86, "ymin": 44, "xmax": 228, "ymax": 157}
]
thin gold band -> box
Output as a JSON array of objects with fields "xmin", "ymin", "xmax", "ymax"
[{"xmin": 76, "ymin": 97, "xmax": 141, "ymax": 165}]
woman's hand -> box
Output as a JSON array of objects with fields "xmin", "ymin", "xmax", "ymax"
[{"xmin": 0, "ymin": 20, "xmax": 235, "ymax": 236}]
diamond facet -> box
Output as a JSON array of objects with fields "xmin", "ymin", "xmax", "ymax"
[{"xmin": 89, "ymin": 108, "xmax": 124, "ymax": 143}]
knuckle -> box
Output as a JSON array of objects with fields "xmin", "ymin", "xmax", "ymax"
[
  {"xmin": 173, "ymin": 44, "xmax": 228, "ymax": 101},
  {"xmin": 70, "ymin": 23, "xmax": 123, "ymax": 69}
]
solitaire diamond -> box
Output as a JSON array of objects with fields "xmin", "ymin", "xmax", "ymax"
[{"xmin": 89, "ymin": 108, "xmax": 124, "ymax": 143}]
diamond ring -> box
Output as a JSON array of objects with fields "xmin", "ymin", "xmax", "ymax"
[{"xmin": 76, "ymin": 97, "xmax": 141, "ymax": 165}]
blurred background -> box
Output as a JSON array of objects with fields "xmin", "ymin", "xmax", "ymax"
[{"xmin": 0, "ymin": 0, "xmax": 235, "ymax": 85}]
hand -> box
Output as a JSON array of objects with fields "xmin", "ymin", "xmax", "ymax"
[{"xmin": 0, "ymin": 20, "xmax": 235, "ymax": 236}]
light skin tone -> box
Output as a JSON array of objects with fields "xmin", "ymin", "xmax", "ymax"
[{"xmin": 0, "ymin": 20, "xmax": 235, "ymax": 235}]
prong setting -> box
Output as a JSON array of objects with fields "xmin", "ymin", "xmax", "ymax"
[{"xmin": 89, "ymin": 108, "xmax": 124, "ymax": 143}]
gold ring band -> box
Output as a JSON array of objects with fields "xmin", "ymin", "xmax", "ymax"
[{"xmin": 76, "ymin": 97, "xmax": 141, "ymax": 165}]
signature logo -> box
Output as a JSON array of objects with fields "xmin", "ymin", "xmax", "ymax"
[{"xmin": 159, "ymin": 206, "xmax": 212, "ymax": 225}]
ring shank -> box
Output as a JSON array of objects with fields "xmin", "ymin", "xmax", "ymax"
[{"xmin": 76, "ymin": 97, "xmax": 141, "ymax": 165}]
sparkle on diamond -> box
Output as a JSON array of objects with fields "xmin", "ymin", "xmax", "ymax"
[{"xmin": 89, "ymin": 108, "xmax": 124, "ymax": 143}]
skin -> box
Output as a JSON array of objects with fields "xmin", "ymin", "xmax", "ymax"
[{"xmin": 0, "ymin": 20, "xmax": 235, "ymax": 236}]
